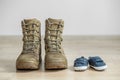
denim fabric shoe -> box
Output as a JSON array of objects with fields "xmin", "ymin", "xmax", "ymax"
[
  {"xmin": 88, "ymin": 56, "xmax": 107, "ymax": 70},
  {"xmin": 74, "ymin": 56, "xmax": 89, "ymax": 71}
]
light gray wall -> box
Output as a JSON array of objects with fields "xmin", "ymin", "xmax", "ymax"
[{"xmin": 0, "ymin": 0, "xmax": 120, "ymax": 35}]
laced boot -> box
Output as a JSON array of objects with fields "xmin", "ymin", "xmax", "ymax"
[
  {"xmin": 16, "ymin": 19, "xmax": 41, "ymax": 69},
  {"xmin": 45, "ymin": 18, "xmax": 67, "ymax": 69}
]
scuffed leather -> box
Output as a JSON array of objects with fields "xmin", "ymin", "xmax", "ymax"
[
  {"xmin": 45, "ymin": 18, "xmax": 67, "ymax": 69},
  {"xmin": 16, "ymin": 19, "xmax": 41, "ymax": 69}
]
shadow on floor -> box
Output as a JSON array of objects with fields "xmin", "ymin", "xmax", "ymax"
[
  {"xmin": 68, "ymin": 65, "xmax": 74, "ymax": 72},
  {"xmin": 0, "ymin": 59, "xmax": 88, "ymax": 73}
]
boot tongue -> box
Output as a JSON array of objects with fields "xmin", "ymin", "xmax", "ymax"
[
  {"xmin": 24, "ymin": 19, "xmax": 36, "ymax": 24},
  {"xmin": 48, "ymin": 18, "xmax": 62, "ymax": 24},
  {"xmin": 24, "ymin": 18, "xmax": 40, "ymax": 26}
]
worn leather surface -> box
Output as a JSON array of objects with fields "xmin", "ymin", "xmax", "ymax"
[
  {"xmin": 16, "ymin": 19, "xmax": 41, "ymax": 69},
  {"xmin": 45, "ymin": 18, "xmax": 67, "ymax": 69}
]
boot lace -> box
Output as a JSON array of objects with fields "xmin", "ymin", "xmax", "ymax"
[
  {"xmin": 22, "ymin": 20, "xmax": 40, "ymax": 53},
  {"xmin": 46, "ymin": 21, "xmax": 63, "ymax": 53}
]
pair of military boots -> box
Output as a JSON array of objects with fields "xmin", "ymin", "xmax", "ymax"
[{"xmin": 16, "ymin": 18, "xmax": 67, "ymax": 70}]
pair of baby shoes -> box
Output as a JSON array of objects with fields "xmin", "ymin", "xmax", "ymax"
[{"xmin": 74, "ymin": 56, "xmax": 107, "ymax": 71}]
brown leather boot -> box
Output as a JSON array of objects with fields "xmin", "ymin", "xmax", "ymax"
[
  {"xmin": 16, "ymin": 19, "xmax": 41, "ymax": 70},
  {"xmin": 45, "ymin": 18, "xmax": 67, "ymax": 69}
]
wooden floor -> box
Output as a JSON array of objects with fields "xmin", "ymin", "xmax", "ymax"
[{"xmin": 0, "ymin": 36, "xmax": 120, "ymax": 80}]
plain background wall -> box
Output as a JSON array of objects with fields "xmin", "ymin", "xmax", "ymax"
[{"xmin": 0, "ymin": 0, "xmax": 120, "ymax": 35}]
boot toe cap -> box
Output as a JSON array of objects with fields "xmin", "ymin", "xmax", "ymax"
[
  {"xmin": 16, "ymin": 54, "xmax": 39, "ymax": 69},
  {"xmin": 45, "ymin": 53, "xmax": 67, "ymax": 69}
]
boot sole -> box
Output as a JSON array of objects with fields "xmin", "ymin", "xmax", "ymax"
[
  {"xmin": 45, "ymin": 62, "xmax": 67, "ymax": 70},
  {"xmin": 16, "ymin": 62, "xmax": 39, "ymax": 70}
]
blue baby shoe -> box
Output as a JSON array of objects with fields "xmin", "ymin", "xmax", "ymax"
[
  {"xmin": 74, "ymin": 56, "xmax": 89, "ymax": 71},
  {"xmin": 88, "ymin": 56, "xmax": 107, "ymax": 70}
]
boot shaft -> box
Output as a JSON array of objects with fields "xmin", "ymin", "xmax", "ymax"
[
  {"xmin": 22, "ymin": 19, "xmax": 41, "ymax": 42},
  {"xmin": 45, "ymin": 18, "xmax": 64, "ymax": 39},
  {"xmin": 45, "ymin": 18, "xmax": 64, "ymax": 53},
  {"xmin": 21, "ymin": 19, "xmax": 41, "ymax": 54}
]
